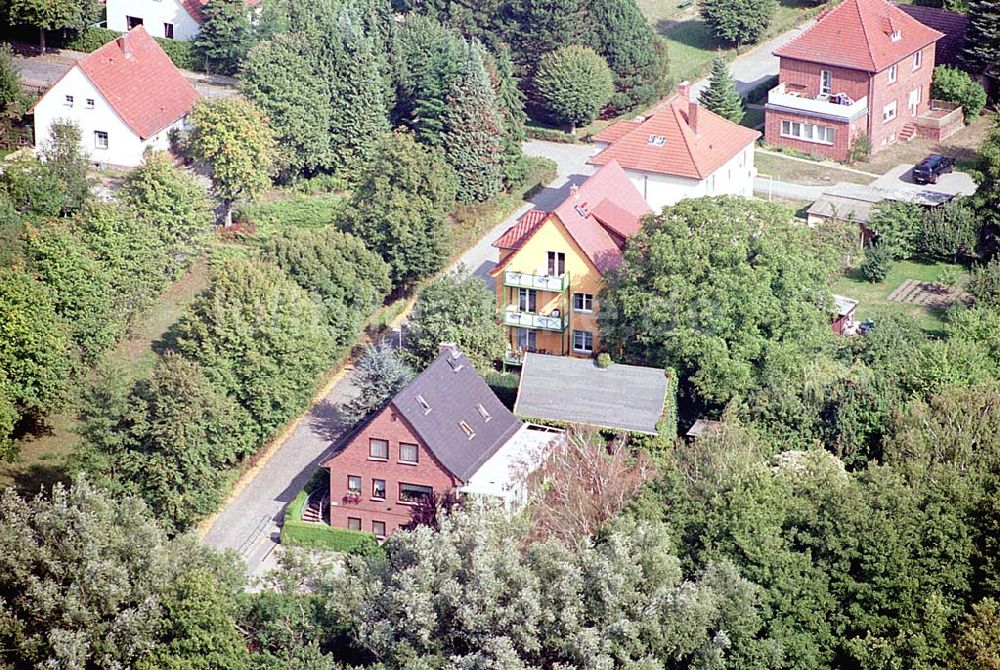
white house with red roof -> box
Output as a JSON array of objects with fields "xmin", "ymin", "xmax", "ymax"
[
  {"xmin": 764, "ymin": 0, "xmax": 952, "ymax": 161},
  {"xmin": 106, "ymin": 0, "xmax": 261, "ymax": 41},
  {"xmin": 31, "ymin": 26, "xmax": 200, "ymax": 167},
  {"xmin": 589, "ymin": 82, "xmax": 760, "ymax": 212}
]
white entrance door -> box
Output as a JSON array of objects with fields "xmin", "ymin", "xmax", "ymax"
[{"xmin": 908, "ymin": 86, "xmax": 921, "ymax": 115}]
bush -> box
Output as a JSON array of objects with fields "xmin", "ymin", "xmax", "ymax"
[
  {"xmin": 597, "ymin": 352, "xmax": 613, "ymax": 368},
  {"xmin": 861, "ymin": 245, "xmax": 894, "ymax": 283},
  {"xmin": 968, "ymin": 257, "xmax": 1000, "ymax": 308},
  {"xmin": 848, "ymin": 133, "xmax": 871, "ymax": 164},
  {"xmin": 919, "ymin": 199, "xmax": 979, "ymax": 260},
  {"xmin": 280, "ymin": 490, "xmax": 382, "ymax": 556},
  {"xmin": 484, "ymin": 371, "xmax": 519, "ymax": 410},
  {"xmin": 61, "ymin": 27, "xmax": 118, "ymax": 53},
  {"xmin": 154, "ymin": 38, "xmax": 198, "ymax": 71},
  {"xmin": 868, "ymin": 201, "xmax": 923, "ymax": 259},
  {"xmin": 931, "ymin": 66, "xmax": 987, "ymax": 121}
]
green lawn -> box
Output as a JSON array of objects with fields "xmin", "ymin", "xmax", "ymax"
[
  {"xmin": 755, "ymin": 152, "xmax": 876, "ymax": 186},
  {"xmin": 829, "ymin": 257, "xmax": 969, "ymax": 335}
]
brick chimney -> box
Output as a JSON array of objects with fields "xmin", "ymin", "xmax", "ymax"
[
  {"xmin": 688, "ymin": 100, "xmax": 700, "ymax": 136},
  {"xmin": 118, "ymin": 33, "xmax": 132, "ymax": 59}
]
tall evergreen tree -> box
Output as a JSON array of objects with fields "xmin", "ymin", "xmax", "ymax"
[
  {"xmin": 396, "ymin": 15, "xmax": 466, "ymax": 144},
  {"xmin": 499, "ymin": 0, "xmax": 592, "ymax": 73},
  {"xmin": 484, "ymin": 45, "xmax": 528, "ymax": 186},
  {"xmin": 700, "ymin": 0, "xmax": 776, "ymax": 48},
  {"xmin": 443, "ymin": 44, "xmax": 506, "ymax": 202},
  {"xmin": 589, "ymin": 0, "xmax": 668, "ymax": 111},
  {"xmin": 959, "ymin": 0, "xmax": 1000, "ymax": 74},
  {"xmin": 194, "ymin": 0, "xmax": 253, "ymax": 75},
  {"xmin": 699, "ymin": 56, "xmax": 744, "ymax": 123}
]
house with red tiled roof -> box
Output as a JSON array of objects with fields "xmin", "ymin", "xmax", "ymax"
[
  {"xmin": 489, "ymin": 160, "xmax": 650, "ymax": 359},
  {"xmin": 106, "ymin": 0, "xmax": 262, "ymax": 41},
  {"xmin": 764, "ymin": 0, "xmax": 961, "ymax": 161},
  {"xmin": 589, "ymin": 82, "xmax": 760, "ymax": 212},
  {"xmin": 31, "ymin": 26, "xmax": 200, "ymax": 168}
]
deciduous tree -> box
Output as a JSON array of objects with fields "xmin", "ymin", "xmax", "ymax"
[
  {"xmin": 6, "ymin": 0, "xmax": 99, "ymax": 52},
  {"xmin": 341, "ymin": 131, "xmax": 457, "ymax": 288},
  {"xmin": 38, "ymin": 120, "xmax": 91, "ymax": 214},
  {"xmin": 188, "ymin": 98, "xmax": 276, "ymax": 226},
  {"xmin": 931, "ymin": 66, "xmax": 987, "ymax": 121},
  {"xmin": 919, "ymin": 198, "xmax": 979, "ymax": 260},
  {"xmin": 533, "ymin": 45, "xmax": 614, "ymax": 131},
  {"xmin": 407, "ymin": 269, "xmax": 507, "ymax": 370}
]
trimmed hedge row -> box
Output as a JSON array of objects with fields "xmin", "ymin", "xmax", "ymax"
[
  {"xmin": 62, "ymin": 28, "xmax": 200, "ymax": 71},
  {"xmin": 280, "ymin": 490, "xmax": 382, "ymax": 556}
]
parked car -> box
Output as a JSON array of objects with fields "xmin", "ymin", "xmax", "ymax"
[{"xmin": 912, "ymin": 155, "xmax": 955, "ymax": 184}]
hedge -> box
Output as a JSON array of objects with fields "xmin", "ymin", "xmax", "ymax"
[
  {"xmin": 280, "ymin": 490, "xmax": 383, "ymax": 556},
  {"xmin": 525, "ymin": 123, "xmax": 579, "ymax": 144},
  {"xmin": 485, "ymin": 371, "xmax": 520, "ymax": 410},
  {"xmin": 61, "ymin": 28, "xmax": 201, "ymax": 72}
]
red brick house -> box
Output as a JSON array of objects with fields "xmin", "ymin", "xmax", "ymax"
[
  {"xmin": 765, "ymin": 0, "xmax": 957, "ymax": 161},
  {"xmin": 322, "ymin": 344, "xmax": 561, "ymax": 540}
]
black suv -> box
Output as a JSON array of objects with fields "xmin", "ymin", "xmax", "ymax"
[{"xmin": 912, "ymin": 154, "xmax": 955, "ymax": 184}]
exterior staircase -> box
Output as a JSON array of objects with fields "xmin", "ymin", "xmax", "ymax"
[
  {"xmin": 302, "ymin": 491, "xmax": 329, "ymax": 524},
  {"xmin": 899, "ymin": 123, "xmax": 918, "ymax": 142}
]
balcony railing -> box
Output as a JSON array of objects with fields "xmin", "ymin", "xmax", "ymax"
[
  {"xmin": 503, "ymin": 270, "xmax": 568, "ymax": 293},
  {"xmin": 766, "ymin": 83, "xmax": 868, "ymax": 122},
  {"xmin": 503, "ymin": 308, "xmax": 567, "ymax": 332}
]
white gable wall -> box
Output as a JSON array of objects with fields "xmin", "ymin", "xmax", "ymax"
[
  {"xmin": 106, "ymin": 0, "xmax": 202, "ymax": 40},
  {"xmin": 33, "ymin": 66, "xmax": 183, "ymax": 167},
  {"xmin": 624, "ymin": 141, "xmax": 757, "ymax": 212}
]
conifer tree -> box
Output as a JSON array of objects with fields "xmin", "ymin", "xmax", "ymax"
[
  {"xmin": 699, "ymin": 56, "xmax": 744, "ymax": 124},
  {"xmin": 589, "ymin": 0, "xmax": 668, "ymax": 110},
  {"xmin": 699, "ymin": 0, "xmax": 775, "ymax": 48},
  {"xmin": 959, "ymin": 0, "xmax": 1000, "ymax": 73},
  {"xmin": 195, "ymin": 0, "xmax": 253, "ymax": 75},
  {"xmin": 396, "ymin": 16, "xmax": 465, "ymax": 145},
  {"xmin": 443, "ymin": 44, "xmax": 506, "ymax": 202},
  {"xmin": 484, "ymin": 45, "xmax": 528, "ymax": 186}
]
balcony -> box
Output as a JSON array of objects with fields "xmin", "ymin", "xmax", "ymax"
[
  {"xmin": 503, "ymin": 270, "xmax": 568, "ymax": 293},
  {"xmin": 766, "ymin": 83, "xmax": 868, "ymax": 122},
  {"xmin": 503, "ymin": 307, "xmax": 567, "ymax": 332}
]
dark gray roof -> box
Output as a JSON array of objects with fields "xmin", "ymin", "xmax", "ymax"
[
  {"xmin": 392, "ymin": 347, "xmax": 521, "ymax": 482},
  {"xmin": 514, "ymin": 353, "xmax": 669, "ymax": 435}
]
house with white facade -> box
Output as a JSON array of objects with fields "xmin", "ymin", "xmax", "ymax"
[
  {"xmin": 589, "ymin": 82, "xmax": 760, "ymax": 212},
  {"xmin": 106, "ymin": 0, "xmax": 261, "ymax": 41},
  {"xmin": 31, "ymin": 26, "xmax": 200, "ymax": 168}
]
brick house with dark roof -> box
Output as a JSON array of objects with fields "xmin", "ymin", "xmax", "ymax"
[
  {"xmin": 764, "ymin": 0, "xmax": 961, "ymax": 162},
  {"xmin": 321, "ymin": 344, "xmax": 561, "ymax": 540}
]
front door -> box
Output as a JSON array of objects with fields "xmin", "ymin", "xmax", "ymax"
[{"xmin": 908, "ymin": 86, "xmax": 921, "ymax": 115}]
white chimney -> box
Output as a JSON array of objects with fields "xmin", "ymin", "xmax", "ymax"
[
  {"xmin": 570, "ymin": 183, "xmax": 579, "ymax": 200},
  {"xmin": 118, "ymin": 34, "xmax": 132, "ymax": 59},
  {"xmin": 439, "ymin": 342, "xmax": 459, "ymax": 357},
  {"xmin": 678, "ymin": 80, "xmax": 691, "ymax": 101}
]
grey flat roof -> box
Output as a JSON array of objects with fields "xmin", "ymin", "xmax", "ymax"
[{"xmin": 513, "ymin": 353, "xmax": 669, "ymax": 435}]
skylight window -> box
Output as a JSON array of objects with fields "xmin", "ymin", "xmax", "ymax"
[
  {"xmin": 416, "ymin": 394, "xmax": 431, "ymax": 414},
  {"xmin": 476, "ymin": 403, "xmax": 492, "ymax": 422},
  {"xmin": 647, "ymin": 134, "xmax": 666, "ymax": 146},
  {"xmin": 446, "ymin": 356, "xmax": 464, "ymax": 373},
  {"xmin": 459, "ymin": 421, "xmax": 476, "ymax": 439}
]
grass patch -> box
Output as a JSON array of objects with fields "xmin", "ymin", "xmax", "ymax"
[
  {"xmin": 237, "ymin": 192, "xmax": 345, "ymax": 240},
  {"xmin": 771, "ymin": 196, "xmax": 813, "ymax": 219},
  {"xmin": 852, "ymin": 112, "xmax": 996, "ymax": 175},
  {"xmin": 366, "ymin": 297, "xmax": 410, "ymax": 336},
  {"xmin": 755, "ymin": 152, "xmax": 876, "ymax": 186},
  {"xmin": 829, "ymin": 257, "xmax": 969, "ymax": 334}
]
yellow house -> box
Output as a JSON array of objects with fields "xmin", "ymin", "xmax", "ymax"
[{"xmin": 490, "ymin": 160, "xmax": 650, "ymax": 360}]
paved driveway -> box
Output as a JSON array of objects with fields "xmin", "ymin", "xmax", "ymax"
[
  {"xmin": 690, "ymin": 21, "xmax": 816, "ymax": 98},
  {"xmin": 870, "ymin": 163, "xmax": 977, "ymax": 198},
  {"xmin": 203, "ymin": 139, "xmax": 597, "ymax": 578}
]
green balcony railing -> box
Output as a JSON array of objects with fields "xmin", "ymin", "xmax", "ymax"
[
  {"xmin": 503, "ymin": 270, "xmax": 568, "ymax": 293},
  {"xmin": 503, "ymin": 308, "xmax": 567, "ymax": 332}
]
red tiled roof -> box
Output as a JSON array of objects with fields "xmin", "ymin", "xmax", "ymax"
[
  {"xmin": 588, "ymin": 96, "xmax": 759, "ymax": 180},
  {"xmin": 774, "ymin": 0, "xmax": 943, "ymax": 72},
  {"xmin": 592, "ymin": 119, "xmax": 641, "ymax": 144},
  {"xmin": 490, "ymin": 161, "xmax": 649, "ymax": 276},
  {"xmin": 179, "ymin": 0, "xmax": 262, "ymax": 24},
  {"xmin": 492, "ymin": 209, "xmax": 547, "ymax": 250},
  {"xmin": 892, "ymin": 2, "xmax": 967, "ymax": 66},
  {"xmin": 76, "ymin": 26, "xmax": 200, "ymax": 139},
  {"xmin": 551, "ymin": 160, "xmax": 650, "ymax": 273}
]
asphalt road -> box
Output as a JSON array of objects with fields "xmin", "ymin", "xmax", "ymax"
[{"xmin": 202, "ymin": 140, "xmax": 597, "ymax": 579}]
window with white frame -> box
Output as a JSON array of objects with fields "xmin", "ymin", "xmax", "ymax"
[
  {"xmin": 64, "ymin": 95, "xmax": 74, "ymax": 107},
  {"xmin": 887, "ymin": 64, "xmax": 897, "ymax": 83},
  {"xmin": 882, "ymin": 100, "xmax": 897, "ymax": 123},
  {"xmin": 913, "ymin": 49, "xmax": 922, "ymax": 69},
  {"xmin": 573, "ymin": 292, "xmax": 594, "ymax": 313},
  {"xmin": 399, "ymin": 483, "xmax": 433, "ymax": 504},
  {"xmin": 372, "ymin": 479, "xmax": 386, "ymax": 499},
  {"xmin": 85, "ymin": 98, "xmax": 95, "ymax": 109},
  {"xmin": 372, "ymin": 520, "xmax": 386, "ymax": 539},
  {"xmin": 573, "ymin": 330, "xmax": 594, "ymax": 354},
  {"xmin": 347, "ymin": 475, "xmax": 361, "ymax": 494},
  {"xmin": 94, "ymin": 131, "xmax": 109, "ymax": 149},
  {"xmin": 779, "ymin": 120, "xmax": 834, "ymax": 145},
  {"xmin": 517, "ymin": 287, "xmax": 537, "ymax": 313},
  {"xmin": 820, "ymin": 70, "xmax": 832, "ymax": 95}
]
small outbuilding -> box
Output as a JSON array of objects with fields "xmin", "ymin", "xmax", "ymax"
[
  {"xmin": 832, "ymin": 294, "xmax": 860, "ymax": 335},
  {"xmin": 685, "ymin": 419, "xmax": 724, "ymax": 441},
  {"xmin": 513, "ymin": 353, "xmax": 671, "ymax": 435}
]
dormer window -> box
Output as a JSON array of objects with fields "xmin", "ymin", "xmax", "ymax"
[
  {"xmin": 459, "ymin": 421, "xmax": 476, "ymax": 439},
  {"xmin": 913, "ymin": 49, "xmax": 922, "ymax": 69},
  {"xmin": 476, "ymin": 403, "xmax": 492, "ymax": 422},
  {"xmin": 446, "ymin": 356, "xmax": 464, "ymax": 373},
  {"xmin": 890, "ymin": 30, "xmax": 901, "ymax": 42},
  {"xmin": 416, "ymin": 394, "xmax": 431, "ymax": 414}
]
